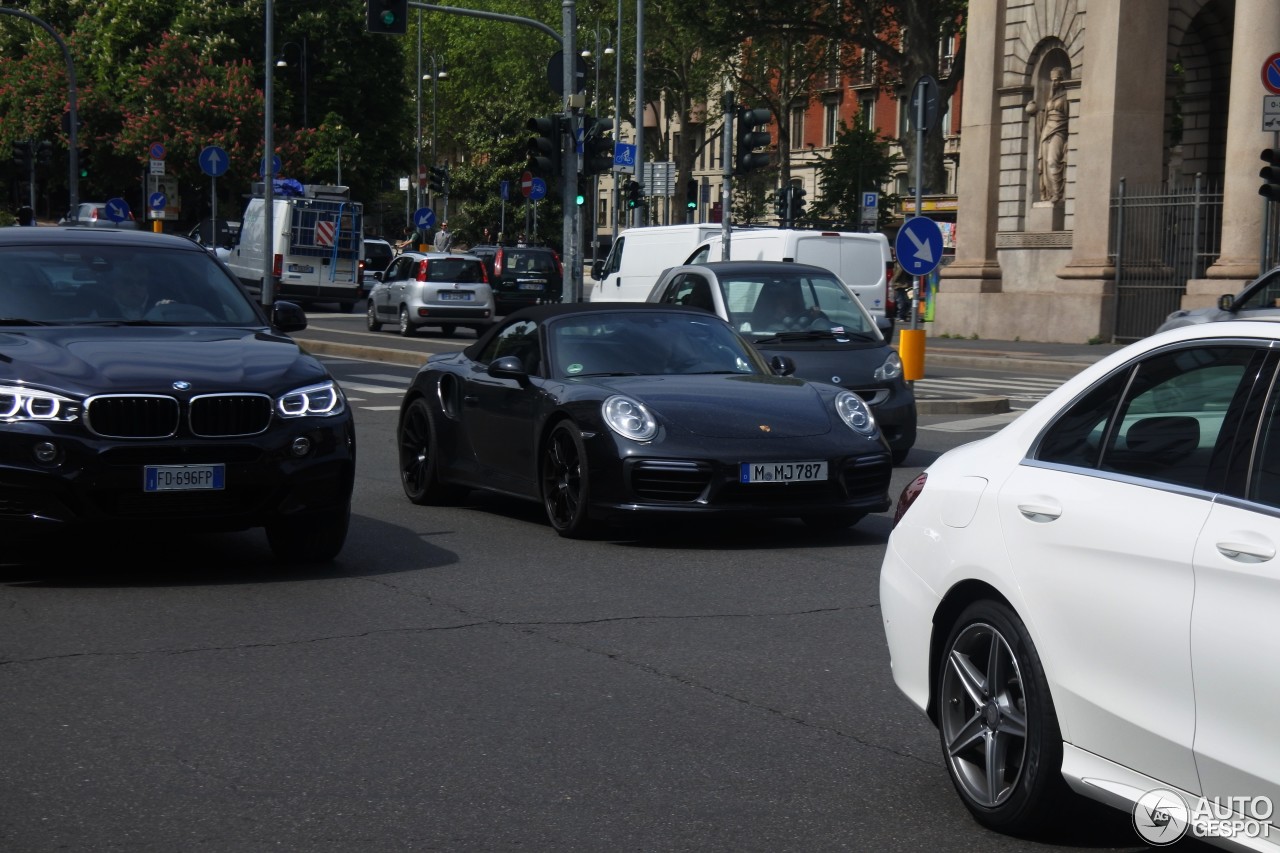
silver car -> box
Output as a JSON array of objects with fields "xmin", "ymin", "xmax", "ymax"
[
  {"xmin": 366, "ymin": 250, "xmax": 494, "ymax": 337},
  {"xmin": 1156, "ymin": 265, "xmax": 1280, "ymax": 332}
]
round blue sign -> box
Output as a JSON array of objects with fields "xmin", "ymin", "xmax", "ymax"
[
  {"xmin": 414, "ymin": 207, "xmax": 436, "ymax": 229},
  {"xmin": 530, "ymin": 177, "xmax": 547, "ymax": 202},
  {"xmin": 103, "ymin": 197, "xmax": 132, "ymax": 223},
  {"xmin": 894, "ymin": 216, "xmax": 944, "ymax": 277},
  {"xmin": 258, "ymin": 154, "xmax": 283, "ymax": 177},
  {"xmin": 148, "ymin": 192, "xmax": 167, "ymax": 211},
  {"xmin": 200, "ymin": 145, "xmax": 230, "ymax": 178},
  {"xmin": 149, "ymin": 142, "xmax": 166, "ymax": 160}
]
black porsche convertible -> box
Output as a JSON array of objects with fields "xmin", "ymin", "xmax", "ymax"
[{"xmin": 396, "ymin": 302, "xmax": 894, "ymax": 537}]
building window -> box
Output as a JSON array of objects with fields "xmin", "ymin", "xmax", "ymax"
[
  {"xmin": 824, "ymin": 102, "xmax": 838, "ymax": 147},
  {"xmin": 791, "ymin": 107, "xmax": 806, "ymax": 149},
  {"xmin": 859, "ymin": 96, "xmax": 875, "ymax": 130}
]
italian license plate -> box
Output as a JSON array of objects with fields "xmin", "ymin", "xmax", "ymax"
[
  {"xmin": 144, "ymin": 464, "xmax": 225, "ymax": 492},
  {"xmin": 286, "ymin": 263, "xmax": 315, "ymax": 274},
  {"xmin": 518, "ymin": 280, "xmax": 547, "ymax": 291},
  {"xmin": 439, "ymin": 291, "xmax": 473, "ymax": 302},
  {"xmin": 740, "ymin": 461, "xmax": 828, "ymax": 483}
]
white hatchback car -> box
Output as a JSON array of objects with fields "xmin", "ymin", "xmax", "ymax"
[
  {"xmin": 366, "ymin": 250, "xmax": 494, "ymax": 337},
  {"xmin": 881, "ymin": 320, "xmax": 1280, "ymax": 850}
]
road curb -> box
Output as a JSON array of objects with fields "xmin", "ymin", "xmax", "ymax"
[{"xmin": 915, "ymin": 395, "xmax": 1010, "ymax": 415}]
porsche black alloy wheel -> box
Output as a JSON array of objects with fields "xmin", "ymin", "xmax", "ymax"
[
  {"xmin": 398, "ymin": 398, "xmax": 463, "ymax": 505},
  {"xmin": 937, "ymin": 599, "xmax": 1069, "ymax": 834},
  {"xmin": 541, "ymin": 421, "xmax": 595, "ymax": 538},
  {"xmin": 366, "ymin": 300, "xmax": 382, "ymax": 331}
]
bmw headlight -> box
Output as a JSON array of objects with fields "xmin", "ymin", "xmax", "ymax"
[
  {"xmin": 834, "ymin": 390, "xmax": 877, "ymax": 436},
  {"xmin": 0, "ymin": 384, "xmax": 80, "ymax": 423},
  {"xmin": 277, "ymin": 381, "xmax": 346, "ymax": 418},
  {"xmin": 873, "ymin": 350, "xmax": 904, "ymax": 381},
  {"xmin": 602, "ymin": 394, "xmax": 657, "ymax": 442}
]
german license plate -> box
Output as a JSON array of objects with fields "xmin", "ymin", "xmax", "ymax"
[
  {"xmin": 740, "ymin": 461, "xmax": 828, "ymax": 483},
  {"xmin": 144, "ymin": 464, "xmax": 225, "ymax": 492},
  {"xmin": 439, "ymin": 291, "xmax": 473, "ymax": 301}
]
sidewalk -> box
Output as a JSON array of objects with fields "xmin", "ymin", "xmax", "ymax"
[{"xmin": 902, "ymin": 331, "xmax": 1127, "ymax": 377}]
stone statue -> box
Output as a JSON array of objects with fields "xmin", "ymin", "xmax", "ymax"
[{"xmin": 1026, "ymin": 67, "xmax": 1069, "ymax": 203}]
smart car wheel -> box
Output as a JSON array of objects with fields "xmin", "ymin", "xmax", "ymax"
[
  {"xmin": 398, "ymin": 306, "xmax": 414, "ymax": 336},
  {"xmin": 366, "ymin": 300, "xmax": 382, "ymax": 331},
  {"xmin": 937, "ymin": 599, "xmax": 1068, "ymax": 834},
  {"xmin": 398, "ymin": 398, "xmax": 464, "ymax": 505},
  {"xmin": 541, "ymin": 421, "xmax": 595, "ymax": 538},
  {"xmin": 265, "ymin": 499, "xmax": 350, "ymax": 564}
]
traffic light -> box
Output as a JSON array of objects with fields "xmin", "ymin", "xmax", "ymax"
[
  {"xmin": 11, "ymin": 140, "xmax": 32, "ymax": 171},
  {"xmin": 77, "ymin": 148, "xmax": 90, "ymax": 179},
  {"xmin": 575, "ymin": 175, "xmax": 587, "ymax": 206},
  {"xmin": 365, "ymin": 0, "xmax": 408, "ymax": 35},
  {"xmin": 625, "ymin": 180, "xmax": 642, "ymax": 209},
  {"xmin": 788, "ymin": 184, "xmax": 807, "ymax": 221},
  {"xmin": 581, "ymin": 114, "xmax": 614, "ymax": 177},
  {"xmin": 36, "ymin": 140, "xmax": 52, "ymax": 166},
  {"xmin": 735, "ymin": 106, "xmax": 772, "ymax": 176},
  {"xmin": 685, "ymin": 179, "xmax": 698, "ymax": 210},
  {"xmin": 1261, "ymin": 149, "xmax": 1280, "ymax": 202},
  {"xmin": 527, "ymin": 115, "xmax": 562, "ymax": 181},
  {"xmin": 772, "ymin": 187, "xmax": 786, "ymax": 220},
  {"xmin": 429, "ymin": 165, "xmax": 448, "ymax": 195}
]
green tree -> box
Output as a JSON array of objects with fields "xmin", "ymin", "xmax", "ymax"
[{"xmin": 814, "ymin": 121, "xmax": 902, "ymax": 229}]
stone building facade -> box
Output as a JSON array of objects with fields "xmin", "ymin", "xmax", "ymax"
[{"xmin": 943, "ymin": 0, "xmax": 1280, "ymax": 343}]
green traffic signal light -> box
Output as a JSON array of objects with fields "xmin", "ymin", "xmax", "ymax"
[{"xmin": 380, "ymin": 10, "xmax": 396, "ymax": 26}]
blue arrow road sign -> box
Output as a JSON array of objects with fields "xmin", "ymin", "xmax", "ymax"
[
  {"xmin": 104, "ymin": 197, "xmax": 132, "ymax": 223},
  {"xmin": 200, "ymin": 145, "xmax": 229, "ymax": 177},
  {"xmin": 500, "ymin": 180, "xmax": 510, "ymax": 201},
  {"xmin": 530, "ymin": 177, "xmax": 547, "ymax": 201},
  {"xmin": 414, "ymin": 207, "xmax": 436, "ymax": 230},
  {"xmin": 258, "ymin": 154, "xmax": 282, "ymax": 177},
  {"xmin": 149, "ymin": 192, "xmax": 167, "ymax": 211},
  {"xmin": 895, "ymin": 216, "xmax": 944, "ymax": 277}
]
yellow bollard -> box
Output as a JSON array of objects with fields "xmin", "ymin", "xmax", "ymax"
[
  {"xmin": 152, "ymin": 219, "xmax": 163, "ymax": 234},
  {"xmin": 899, "ymin": 328, "xmax": 927, "ymax": 380}
]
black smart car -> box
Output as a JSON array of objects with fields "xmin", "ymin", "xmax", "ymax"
[
  {"xmin": 469, "ymin": 244, "xmax": 564, "ymax": 315},
  {"xmin": 0, "ymin": 227, "xmax": 356, "ymax": 562}
]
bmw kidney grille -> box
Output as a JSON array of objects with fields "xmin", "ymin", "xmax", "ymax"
[{"xmin": 85, "ymin": 393, "xmax": 273, "ymax": 439}]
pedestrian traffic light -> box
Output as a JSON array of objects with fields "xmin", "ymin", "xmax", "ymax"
[
  {"xmin": 625, "ymin": 180, "xmax": 642, "ymax": 209},
  {"xmin": 527, "ymin": 115, "xmax": 562, "ymax": 181},
  {"xmin": 581, "ymin": 115, "xmax": 614, "ymax": 177},
  {"xmin": 11, "ymin": 140, "xmax": 32, "ymax": 171},
  {"xmin": 575, "ymin": 175, "xmax": 587, "ymax": 206},
  {"xmin": 735, "ymin": 106, "xmax": 772, "ymax": 176},
  {"xmin": 429, "ymin": 165, "xmax": 448, "ymax": 195},
  {"xmin": 1261, "ymin": 148, "xmax": 1280, "ymax": 202},
  {"xmin": 685, "ymin": 179, "xmax": 698, "ymax": 210},
  {"xmin": 365, "ymin": 0, "xmax": 408, "ymax": 35}
]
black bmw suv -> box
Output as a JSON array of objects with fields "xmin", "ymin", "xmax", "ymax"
[
  {"xmin": 0, "ymin": 227, "xmax": 356, "ymax": 562},
  {"xmin": 469, "ymin": 244, "xmax": 563, "ymax": 315}
]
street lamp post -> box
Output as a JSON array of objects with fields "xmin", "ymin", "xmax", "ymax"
[
  {"xmin": 423, "ymin": 54, "xmax": 446, "ymax": 218},
  {"xmin": 274, "ymin": 37, "xmax": 308, "ymax": 128},
  {"xmin": 581, "ymin": 24, "xmax": 614, "ymax": 265}
]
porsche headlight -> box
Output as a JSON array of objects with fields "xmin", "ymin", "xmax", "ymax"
[
  {"xmin": 277, "ymin": 381, "xmax": 346, "ymax": 418},
  {"xmin": 0, "ymin": 384, "xmax": 80, "ymax": 423},
  {"xmin": 603, "ymin": 395, "xmax": 657, "ymax": 442},
  {"xmin": 873, "ymin": 350, "xmax": 904, "ymax": 381},
  {"xmin": 834, "ymin": 390, "xmax": 877, "ymax": 436}
]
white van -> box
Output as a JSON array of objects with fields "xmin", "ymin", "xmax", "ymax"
[
  {"xmin": 588, "ymin": 223, "xmax": 725, "ymax": 302},
  {"xmin": 683, "ymin": 229, "xmax": 893, "ymax": 318},
  {"xmin": 224, "ymin": 184, "xmax": 365, "ymax": 312}
]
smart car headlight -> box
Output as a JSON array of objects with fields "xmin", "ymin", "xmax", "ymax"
[
  {"xmin": 277, "ymin": 381, "xmax": 346, "ymax": 418},
  {"xmin": 0, "ymin": 384, "xmax": 80, "ymax": 423},
  {"xmin": 873, "ymin": 350, "xmax": 904, "ymax": 382},
  {"xmin": 834, "ymin": 390, "xmax": 877, "ymax": 436},
  {"xmin": 603, "ymin": 394, "xmax": 657, "ymax": 442}
]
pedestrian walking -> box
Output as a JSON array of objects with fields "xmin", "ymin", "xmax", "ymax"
[{"xmin": 433, "ymin": 221, "xmax": 453, "ymax": 252}]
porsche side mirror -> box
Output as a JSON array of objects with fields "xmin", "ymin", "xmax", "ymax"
[{"xmin": 489, "ymin": 355, "xmax": 528, "ymax": 380}]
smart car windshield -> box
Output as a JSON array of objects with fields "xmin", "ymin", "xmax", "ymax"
[
  {"xmin": 722, "ymin": 272, "xmax": 881, "ymax": 339},
  {"xmin": 549, "ymin": 311, "xmax": 768, "ymax": 378},
  {"xmin": 0, "ymin": 245, "xmax": 263, "ymax": 326}
]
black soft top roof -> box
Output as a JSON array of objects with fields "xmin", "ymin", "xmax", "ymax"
[{"xmin": 464, "ymin": 301, "xmax": 718, "ymax": 360}]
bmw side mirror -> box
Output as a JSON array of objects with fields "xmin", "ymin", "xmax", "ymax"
[{"xmin": 271, "ymin": 300, "xmax": 308, "ymax": 333}]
